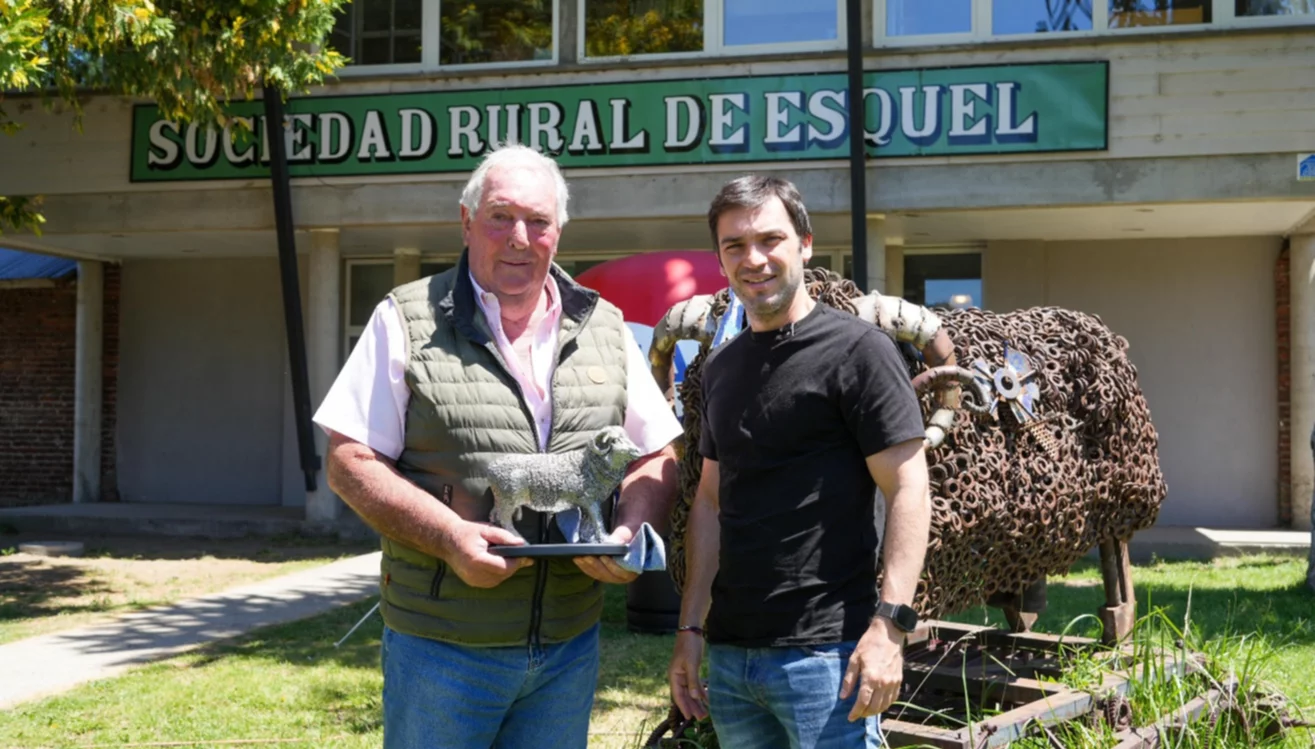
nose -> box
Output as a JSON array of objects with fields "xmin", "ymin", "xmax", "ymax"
[
  {"xmin": 509, "ymin": 219, "xmax": 530, "ymax": 250},
  {"xmin": 744, "ymin": 242, "xmax": 770, "ymax": 268}
]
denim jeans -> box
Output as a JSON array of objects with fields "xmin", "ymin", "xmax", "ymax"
[
  {"xmin": 381, "ymin": 624, "xmax": 600, "ymax": 749},
  {"xmin": 708, "ymin": 641, "xmax": 881, "ymax": 749}
]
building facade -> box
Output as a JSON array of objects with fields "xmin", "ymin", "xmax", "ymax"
[{"xmin": 1, "ymin": 0, "xmax": 1313, "ymax": 530}]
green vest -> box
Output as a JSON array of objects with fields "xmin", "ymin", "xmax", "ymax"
[{"xmin": 380, "ymin": 252, "xmax": 629, "ymax": 646}]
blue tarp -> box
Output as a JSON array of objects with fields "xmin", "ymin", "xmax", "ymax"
[{"xmin": 0, "ymin": 248, "xmax": 77, "ymax": 280}]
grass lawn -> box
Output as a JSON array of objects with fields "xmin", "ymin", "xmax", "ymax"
[
  {"xmin": 0, "ymin": 534, "xmax": 374, "ymax": 645},
  {"xmin": 0, "ymin": 554, "xmax": 1309, "ymax": 748}
]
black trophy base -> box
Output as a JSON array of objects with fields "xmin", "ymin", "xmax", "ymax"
[{"xmin": 490, "ymin": 543, "xmax": 628, "ymax": 558}]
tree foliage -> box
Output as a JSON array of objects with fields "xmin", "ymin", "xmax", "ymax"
[{"xmin": 0, "ymin": 0, "xmax": 348, "ymax": 233}]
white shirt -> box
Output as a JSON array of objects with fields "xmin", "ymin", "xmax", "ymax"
[{"xmin": 313, "ymin": 274, "xmax": 683, "ymax": 460}]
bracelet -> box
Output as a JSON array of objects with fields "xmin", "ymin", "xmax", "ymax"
[{"xmin": 676, "ymin": 625, "xmax": 705, "ymax": 637}]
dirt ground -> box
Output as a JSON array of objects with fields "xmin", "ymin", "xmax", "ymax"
[{"xmin": 0, "ymin": 533, "xmax": 375, "ymax": 645}]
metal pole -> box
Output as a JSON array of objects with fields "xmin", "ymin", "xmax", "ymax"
[
  {"xmin": 263, "ymin": 84, "xmax": 321, "ymax": 492},
  {"xmin": 846, "ymin": 0, "xmax": 868, "ymax": 293}
]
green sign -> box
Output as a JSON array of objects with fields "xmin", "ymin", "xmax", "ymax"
[{"xmin": 130, "ymin": 62, "xmax": 1107, "ymax": 182}]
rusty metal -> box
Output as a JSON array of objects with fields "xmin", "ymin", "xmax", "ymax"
[{"xmin": 660, "ymin": 270, "xmax": 1168, "ymax": 625}]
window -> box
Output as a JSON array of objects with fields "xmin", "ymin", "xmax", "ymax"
[
  {"xmin": 333, "ymin": 0, "xmax": 558, "ymax": 70},
  {"xmin": 582, "ymin": 0, "xmax": 843, "ymax": 59},
  {"xmin": 440, "ymin": 0, "xmax": 554, "ymax": 65},
  {"xmin": 723, "ymin": 0, "xmax": 837, "ymax": 46},
  {"xmin": 333, "ymin": 0, "xmax": 423, "ymax": 65},
  {"xmin": 902, "ymin": 252, "xmax": 981, "ymax": 311},
  {"xmin": 1236, "ymin": 0, "xmax": 1315, "ymax": 15},
  {"xmin": 994, "ymin": 0, "xmax": 1094, "ymax": 34},
  {"xmin": 1109, "ymin": 0, "xmax": 1210, "ymax": 27},
  {"xmin": 583, "ymin": 0, "xmax": 703, "ymax": 57},
  {"xmin": 886, "ymin": 0, "xmax": 972, "ymax": 36},
  {"xmin": 877, "ymin": 0, "xmax": 1313, "ymax": 45}
]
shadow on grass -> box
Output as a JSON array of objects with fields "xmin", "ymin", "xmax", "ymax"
[
  {"xmin": 0, "ymin": 558, "xmax": 117, "ymax": 622},
  {"xmin": 956, "ymin": 556, "xmax": 1314, "ymax": 648}
]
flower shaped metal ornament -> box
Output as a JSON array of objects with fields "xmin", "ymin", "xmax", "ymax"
[{"xmin": 971, "ymin": 345, "xmax": 1041, "ymax": 424}]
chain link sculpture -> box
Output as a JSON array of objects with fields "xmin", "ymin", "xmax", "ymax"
[{"xmin": 650, "ymin": 269, "xmax": 1167, "ymax": 620}]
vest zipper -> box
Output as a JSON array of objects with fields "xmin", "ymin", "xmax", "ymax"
[{"xmin": 430, "ymin": 563, "xmax": 446, "ymax": 599}]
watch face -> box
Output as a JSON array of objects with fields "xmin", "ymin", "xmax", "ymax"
[{"xmin": 894, "ymin": 605, "xmax": 919, "ymax": 632}]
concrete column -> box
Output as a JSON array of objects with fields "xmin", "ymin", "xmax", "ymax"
[
  {"xmin": 1293, "ymin": 235, "xmax": 1315, "ymax": 532},
  {"xmin": 72, "ymin": 261, "xmax": 103, "ymax": 503},
  {"xmin": 885, "ymin": 243, "xmax": 905, "ymax": 299},
  {"xmin": 394, "ymin": 247, "xmax": 421, "ymax": 286},
  {"xmin": 865, "ymin": 217, "xmax": 887, "ymax": 294},
  {"xmin": 306, "ymin": 229, "xmax": 342, "ymax": 524}
]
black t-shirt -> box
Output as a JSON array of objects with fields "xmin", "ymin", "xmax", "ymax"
[{"xmin": 698, "ymin": 303, "xmax": 925, "ymax": 647}]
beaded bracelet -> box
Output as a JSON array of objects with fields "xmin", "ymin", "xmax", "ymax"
[{"xmin": 676, "ymin": 625, "xmax": 705, "ymax": 637}]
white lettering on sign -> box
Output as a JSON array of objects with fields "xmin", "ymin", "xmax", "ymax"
[
  {"xmin": 399, "ymin": 108, "xmax": 435, "ymax": 160},
  {"xmin": 663, "ymin": 96, "xmax": 703, "ymax": 151},
  {"xmin": 807, "ymin": 90, "xmax": 847, "ymax": 148},
  {"xmin": 995, "ymin": 82, "xmax": 1038, "ymax": 142},
  {"xmin": 709, "ymin": 93, "xmax": 749, "ymax": 151},
  {"xmin": 608, "ymin": 99, "xmax": 648, "ymax": 153},
  {"xmin": 318, "ymin": 112, "xmax": 352, "ymax": 163},
  {"xmin": 358, "ymin": 110, "xmax": 394, "ymax": 161},
  {"xmin": 528, "ymin": 102, "xmax": 565, "ymax": 154},
  {"xmin": 948, "ymin": 83, "xmax": 991, "ymax": 145},
  {"xmin": 147, "ymin": 120, "xmax": 182, "ymax": 169},
  {"xmin": 764, "ymin": 91, "xmax": 804, "ymax": 149},
  {"xmin": 569, "ymin": 100, "xmax": 605, "ymax": 156}
]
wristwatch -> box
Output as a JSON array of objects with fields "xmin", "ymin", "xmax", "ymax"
[{"xmin": 875, "ymin": 601, "xmax": 919, "ymax": 633}]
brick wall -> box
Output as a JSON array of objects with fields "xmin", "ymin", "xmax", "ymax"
[
  {"xmin": 1277, "ymin": 242, "xmax": 1291, "ymax": 526},
  {"xmin": 0, "ymin": 267, "xmax": 119, "ymax": 506}
]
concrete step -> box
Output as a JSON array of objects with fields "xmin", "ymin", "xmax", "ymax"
[{"xmin": 0, "ymin": 503, "xmax": 308, "ymax": 539}]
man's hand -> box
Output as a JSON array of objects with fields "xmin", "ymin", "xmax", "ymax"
[
  {"xmin": 839, "ymin": 617, "xmax": 905, "ymax": 721},
  {"xmin": 445, "ymin": 521, "xmax": 534, "ymax": 588},
  {"xmin": 574, "ymin": 526, "xmax": 639, "ymax": 584},
  {"xmin": 668, "ymin": 631, "xmax": 708, "ymax": 720}
]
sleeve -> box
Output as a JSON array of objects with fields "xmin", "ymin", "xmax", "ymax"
[
  {"xmin": 697, "ymin": 394, "xmax": 718, "ymax": 461},
  {"xmin": 311, "ymin": 298, "xmax": 410, "ymax": 460},
  {"xmin": 620, "ymin": 325, "xmax": 685, "ymax": 457},
  {"xmin": 840, "ymin": 329, "xmax": 927, "ymax": 458}
]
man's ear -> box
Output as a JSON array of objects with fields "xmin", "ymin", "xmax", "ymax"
[
  {"xmin": 460, "ymin": 205, "xmax": 472, "ymax": 244},
  {"xmin": 801, "ymin": 234, "xmax": 814, "ymax": 264}
]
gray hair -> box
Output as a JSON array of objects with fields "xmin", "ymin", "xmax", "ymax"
[{"xmin": 459, "ymin": 144, "xmax": 570, "ymax": 226}]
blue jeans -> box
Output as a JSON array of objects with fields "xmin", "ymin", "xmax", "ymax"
[
  {"xmin": 381, "ymin": 624, "xmax": 600, "ymax": 749},
  {"xmin": 708, "ymin": 641, "xmax": 881, "ymax": 749}
]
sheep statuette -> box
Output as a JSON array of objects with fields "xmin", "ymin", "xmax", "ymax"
[{"xmin": 486, "ymin": 426, "xmax": 643, "ymax": 544}]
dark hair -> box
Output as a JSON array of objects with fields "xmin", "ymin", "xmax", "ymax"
[{"xmin": 707, "ymin": 175, "xmax": 813, "ymax": 248}]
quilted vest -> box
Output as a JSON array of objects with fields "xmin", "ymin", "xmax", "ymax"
[{"xmin": 379, "ymin": 251, "xmax": 629, "ymax": 646}]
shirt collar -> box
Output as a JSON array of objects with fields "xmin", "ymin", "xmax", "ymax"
[{"xmin": 468, "ymin": 270, "xmax": 562, "ymax": 330}]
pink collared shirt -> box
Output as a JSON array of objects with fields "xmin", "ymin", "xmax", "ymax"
[{"xmin": 314, "ymin": 273, "xmax": 682, "ymax": 460}]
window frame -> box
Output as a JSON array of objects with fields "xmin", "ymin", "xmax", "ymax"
[
  {"xmin": 578, "ymin": 0, "xmax": 847, "ymax": 63},
  {"xmin": 335, "ymin": 0, "xmax": 560, "ymax": 76},
  {"xmin": 874, "ymin": 0, "xmax": 1315, "ymax": 48}
]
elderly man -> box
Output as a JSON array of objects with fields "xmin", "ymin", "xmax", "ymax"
[
  {"xmin": 668, "ymin": 175, "xmax": 931, "ymax": 748},
  {"xmin": 314, "ymin": 144, "xmax": 681, "ymax": 748}
]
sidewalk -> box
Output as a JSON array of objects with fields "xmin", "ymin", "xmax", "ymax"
[{"xmin": 0, "ymin": 551, "xmax": 381, "ymax": 710}]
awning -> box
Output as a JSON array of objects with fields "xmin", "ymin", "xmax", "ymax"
[{"xmin": 0, "ymin": 248, "xmax": 76, "ymax": 281}]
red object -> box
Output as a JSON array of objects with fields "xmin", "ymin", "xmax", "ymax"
[{"xmin": 574, "ymin": 251, "xmax": 727, "ymax": 327}]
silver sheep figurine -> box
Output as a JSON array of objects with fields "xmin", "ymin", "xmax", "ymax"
[{"xmin": 486, "ymin": 426, "xmax": 643, "ymax": 543}]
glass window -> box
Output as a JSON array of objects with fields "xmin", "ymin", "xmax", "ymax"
[
  {"xmin": 723, "ymin": 0, "xmax": 836, "ymax": 46},
  {"xmin": 1236, "ymin": 0, "xmax": 1315, "ymax": 15},
  {"xmin": 420, "ymin": 261, "xmax": 455, "ymax": 277},
  {"xmin": 1109, "ymin": 0, "xmax": 1210, "ymax": 27},
  {"xmin": 333, "ymin": 0, "xmax": 423, "ymax": 65},
  {"xmin": 440, "ymin": 0, "xmax": 553, "ymax": 65},
  {"xmin": 887, "ymin": 0, "xmax": 972, "ymax": 36},
  {"xmin": 806, "ymin": 254, "xmax": 833, "ymax": 272},
  {"xmin": 994, "ymin": 0, "xmax": 1093, "ymax": 34},
  {"xmin": 903, "ymin": 253, "xmax": 981, "ymax": 311},
  {"xmin": 349, "ymin": 263, "xmax": 394, "ymax": 327},
  {"xmin": 584, "ymin": 0, "xmax": 703, "ymax": 56}
]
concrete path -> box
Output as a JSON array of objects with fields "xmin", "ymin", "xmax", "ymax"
[{"xmin": 0, "ymin": 552, "xmax": 380, "ymax": 710}]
